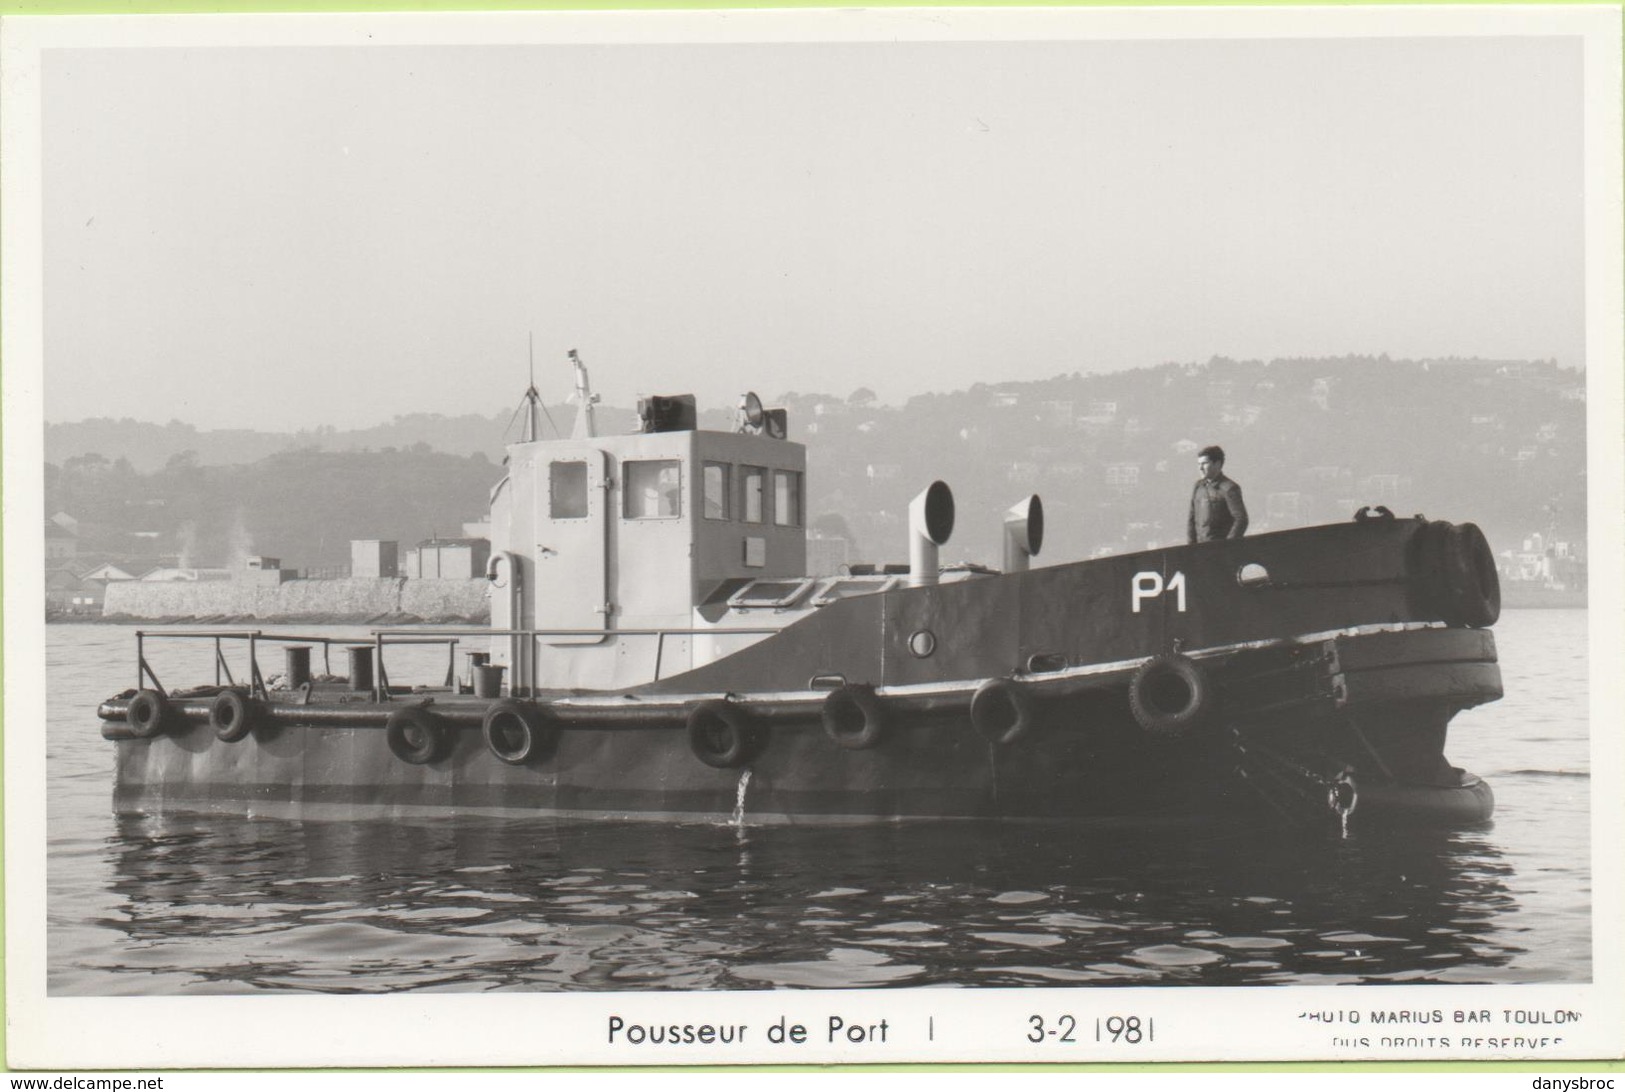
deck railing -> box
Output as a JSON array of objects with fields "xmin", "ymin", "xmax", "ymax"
[
  {"xmin": 371, "ymin": 627, "xmax": 781, "ymax": 695},
  {"xmin": 133, "ymin": 624, "xmax": 780, "ymax": 702}
]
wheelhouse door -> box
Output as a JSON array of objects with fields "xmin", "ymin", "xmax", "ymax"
[{"xmin": 534, "ymin": 450, "xmax": 609, "ymax": 645}]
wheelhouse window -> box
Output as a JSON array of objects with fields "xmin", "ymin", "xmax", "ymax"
[
  {"xmin": 623, "ymin": 460, "xmax": 681, "ymax": 519},
  {"xmin": 702, "ymin": 462, "xmax": 732, "ymax": 521},
  {"xmin": 550, "ymin": 461, "xmax": 588, "ymax": 519},
  {"xmin": 742, "ymin": 465, "xmax": 768, "ymax": 524},
  {"xmin": 773, "ymin": 470, "xmax": 802, "ymax": 527}
]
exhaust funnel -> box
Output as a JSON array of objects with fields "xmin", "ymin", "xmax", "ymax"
[
  {"xmin": 908, "ymin": 481, "xmax": 955, "ymax": 587},
  {"xmin": 1003, "ymin": 495, "xmax": 1045, "ymax": 573}
]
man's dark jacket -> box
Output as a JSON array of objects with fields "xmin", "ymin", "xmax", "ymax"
[{"xmin": 1188, "ymin": 474, "xmax": 1249, "ymax": 543}]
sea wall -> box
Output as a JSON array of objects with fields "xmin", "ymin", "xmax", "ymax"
[{"xmin": 102, "ymin": 577, "xmax": 490, "ymax": 623}]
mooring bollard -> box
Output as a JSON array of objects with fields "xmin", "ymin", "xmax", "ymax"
[
  {"xmin": 346, "ymin": 645, "xmax": 374, "ymax": 692},
  {"xmin": 284, "ymin": 646, "xmax": 312, "ymax": 690}
]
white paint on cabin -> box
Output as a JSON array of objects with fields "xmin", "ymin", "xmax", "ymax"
[{"xmin": 487, "ymin": 416, "xmax": 808, "ymax": 691}]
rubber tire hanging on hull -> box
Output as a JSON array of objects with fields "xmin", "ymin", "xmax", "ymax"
[
  {"xmin": 822, "ymin": 684, "xmax": 887, "ymax": 750},
  {"xmin": 969, "ymin": 678, "xmax": 1035, "ymax": 745},
  {"xmin": 1128, "ymin": 654, "xmax": 1213, "ymax": 741},
  {"xmin": 1442, "ymin": 522, "xmax": 1501, "ymax": 628},
  {"xmin": 386, "ymin": 706, "xmax": 451, "ymax": 765},
  {"xmin": 125, "ymin": 689, "xmax": 170, "ymax": 739},
  {"xmin": 686, "ymin": 700, "xmax": 763, "ymax": 769},
  {"xmin": 209, "ymin": 689, "xmax": 257, "ymax": 743},
  {"xmin": 1414, "ymin": 520, "xmax": 1501, "ymax": 628},
  {"xmin": 482, "ymin": 700, "xmax": 556, "ymax": 766}
]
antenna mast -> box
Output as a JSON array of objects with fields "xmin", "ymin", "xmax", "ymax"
[{"xmin": 522, "ymin": 333, "xmax": 543, "ymax": 443}]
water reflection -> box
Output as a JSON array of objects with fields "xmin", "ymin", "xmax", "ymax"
[{"xmin": 84, "ymin": 814, "xmax": 1519, "ymax": 994}]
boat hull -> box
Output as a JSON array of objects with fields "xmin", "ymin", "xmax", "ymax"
[{"xmin": 103, "ymin": 624, "xmax": 1499, "ymax": 829}]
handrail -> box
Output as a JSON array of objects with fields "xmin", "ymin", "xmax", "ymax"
[
  {"xmin": 135, "ymin": 629, "xmax": 364, "ymax": 643},
  {"xmin": 132, "ymin": 624, "xmax": 783, "ymax": 700},
  {"xmin": 369, "ymin": 627, "xmax": 781, "ymax": 638}
]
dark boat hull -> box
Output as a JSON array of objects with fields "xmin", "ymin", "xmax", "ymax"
[
  {"xmin": 102, "ymin": 624, "xmax": 1499, "ymax": 829},
  {"xmin": 98, "ymin": 517, "xmax": 1504, "ymax": 828}
]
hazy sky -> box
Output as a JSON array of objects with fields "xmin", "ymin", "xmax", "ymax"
[{"xmin": 41, "ymin": 28, "xmax": 1585, "ymax": 429}]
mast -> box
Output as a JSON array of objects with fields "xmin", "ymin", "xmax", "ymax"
[
  {"xmin": 569, "ymin": 348, "xmax": 599, "ymax": 439},
  {"xmin": 521, "ymin": 333, "xmax": 542, "ymax": 443}
]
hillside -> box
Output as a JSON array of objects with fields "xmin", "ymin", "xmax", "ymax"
[
  {"xmin": 44, "ymin": 356, "xmax": 1586, "ymax": 572},
  {"xmin": 798, "ymin": 355, "xmax": 1585, "ymax": 566}
]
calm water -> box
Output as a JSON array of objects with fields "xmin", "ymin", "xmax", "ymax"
[{"xmin": 45, "ymin": 613, "xmax": 1591, "ymax": 994}]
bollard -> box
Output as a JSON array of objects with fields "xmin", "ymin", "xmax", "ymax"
[
  {"xmin": 284, "ymin": 646, "xmax": 312, "ymax": 690},
  {"xmin": 346, "ymin": 646, "xmax": 374, "ymax": 693},
  {"xmin": 473, "ymin": 663, "xmax": 507, "ymax": 699}
]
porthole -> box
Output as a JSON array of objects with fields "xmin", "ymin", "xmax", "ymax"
[
  {"xmin": 908, "ymin": 630, "xmax": 937, "ymax": 658},
  {"xmin": 1237, "ymin": 563, "xmax": 1271, "ymax": 588}
]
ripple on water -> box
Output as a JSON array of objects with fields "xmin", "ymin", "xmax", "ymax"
[
  {"xmin": 731, "ymin": 947, "xmax": 925, "ymax": 989},
  {"xmin": 979, "ymin": 965, "xmax": 1106, "ymax": 983},
  {"xmin": 1128, "ymin": 944, "xmax": 1225, "ymax": 968},
  {"xmin": 990, "ymin": 891, "xmax": 1048, "ymax": 905},
  {"xmin": 388, "ymin": 906, "xmax": 490, "ymax": 922},
  {"xmin": 1198, "ymin": 936, "xmax": 1293, "ymax": 951},
  {"xmin": 1319, "ymin": 931, "xmax": 1405, "ymax": 945},
  {"xmin": 243, "ymin": 921, "xmax": 409, "ymax": 955},
  {"xmin": 969, "ymin": 932, "xmax": 1065, "ymax": 949},
  {"xmin": 859, "ymin": 921, "xmax": 939, "ymax": 934},
  {"xmin": 852, "ymin": 938, "xmax": 950, "ymax": 949},
  {"xmin": 1083, "ymin": 961, "xmax": 1162, "ymax": 979},
  {"xmin": 1037, "ymin": 913, "xmax": 1125, "ymax": 931},
  {"xmin": 444, "ymin": 919, "xmax": 557, "ymax": 938}
]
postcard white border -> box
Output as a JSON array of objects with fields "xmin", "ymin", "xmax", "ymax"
[{"xmin": 4, "ymin": 4, "xmax": 1622, "ymax": 1070}]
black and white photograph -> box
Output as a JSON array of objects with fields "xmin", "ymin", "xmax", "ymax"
[{"xmin": 3, "ymin": 5, "xmax": 1622, "ymax": 1071}]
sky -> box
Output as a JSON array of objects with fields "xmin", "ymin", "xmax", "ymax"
[{"xmin": 38, "ymin": 20, "xmax": 1586, "ymax": 430}]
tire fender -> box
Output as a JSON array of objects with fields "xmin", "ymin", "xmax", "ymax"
[
  {"xmin": 1414, "ymin": 520, "xmax": 1501, "ymax": 628},
  {"xmin": 482, "ymin": 700, "xmax": 557, "ymax": 766},
  {"xmin": 386, "ymin": 706, "xmax": 451, "ymax": 765},
  {"xmin": 969, "ymin": 677, "xmax": 1035, "ymax": 746},
  {"xmin": 821, "ymin": 684, "xmax": 887, "ymax": 751},
  {"xmin": 209, "ymin": 689, "xmax": 257, "ymax": 743},
  {"xmin": 125, "ymin": 689, "xmax": 170, "ymax": 739},
  {"xmin": 1128, "ymin": 654, "xmax": 1214, "ymax": 740},
  {"xmin": 1444, "ymin": 522, "xmax": 1501, "ymax": 628},
  {"xmin": 686, "ymin": 700, "xmax": 763, "ymax": 769}
]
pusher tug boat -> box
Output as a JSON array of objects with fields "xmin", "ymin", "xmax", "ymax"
[{"xmin": 98, "ymin": 355, "xmax": 1502, "ymax": 828}]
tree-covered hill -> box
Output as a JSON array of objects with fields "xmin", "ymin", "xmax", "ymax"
[
  {"xmin": 45, "ymin": 355, "xmax": 1586, "ymax": 572},
  {"xmin": 795, "ymin": 356, "xmax": 1583, "ymax": 566}
]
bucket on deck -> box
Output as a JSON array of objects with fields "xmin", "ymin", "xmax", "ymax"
[
  {"xmin": 473, "ymin": 663, "xmax": 506, "ymax": 699},
  {"xmin": 346, "ymin": 646, "xmax": 374, "ymax": 692},
  {"xmin": 284, "ymin": 646, "xmax": 312, "ymax": 690},
  {"xmin": 466, "ymin": 651, "xmax": 491, "ymax": 692}
]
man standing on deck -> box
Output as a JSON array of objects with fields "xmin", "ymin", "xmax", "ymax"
[{"xmin": 1188, "ymin": 445, "xmax": 1249, "ymax": 543}]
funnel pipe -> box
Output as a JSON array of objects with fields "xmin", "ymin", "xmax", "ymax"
[
  {"xmin": 908, "ymin": 481, "xmax": 955, "ymax": 587},
  {"xmin": 1003, "ymin": 494, "xmax": 1045, "ymax": 573}
]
